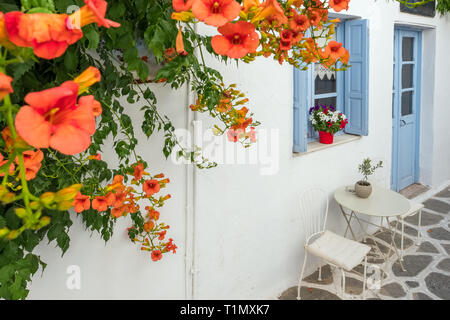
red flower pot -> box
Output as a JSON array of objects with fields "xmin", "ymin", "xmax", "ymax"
[{"xmin": 319, "ymin": 131, "xmax": 334, "ymax": 144}]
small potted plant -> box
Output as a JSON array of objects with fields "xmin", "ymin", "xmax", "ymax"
[
  {"xmin": 309, "ymin": 105, "xmax": 348, "ymax": 144},
  {"xmin": 355, "ymin": 158, "xmax": 383, "ymax": 198}
]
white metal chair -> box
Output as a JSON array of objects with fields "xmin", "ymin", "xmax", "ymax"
[
  {"xmin": 297, "ymin": 188, "xmax": 371, "ymax": 300},
  {"xmin": 397, "ymin": 201, "xmax": 424, "ymax": 261}
]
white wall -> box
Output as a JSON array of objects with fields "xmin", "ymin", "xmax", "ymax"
[
  {"xmin": 29, "ymin": 85, "xmax": 189, "ymax": 299},
  {"xmin": 28, "ymin": 0, "xmax": 450, "ymax": 299}
]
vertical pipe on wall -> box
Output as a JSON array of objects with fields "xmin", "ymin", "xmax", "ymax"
[
  {"xmin": 185, "ymin": 23, "xmax": 200, "ymax": 300},
  {"xmin": 185, "ymin": 79, "xmax": 193, "ymax": 299}
]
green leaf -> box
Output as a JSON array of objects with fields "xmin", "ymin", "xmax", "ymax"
[
  {"xmin": 47, "ymin": 223, "xmax": 63, "ymax": 242},
  {"xmin": 0, "ymin": 0, "xmax": 19, "ymax": 12},
  {"xmin": 0, "ymin": 216, "xmax": 5, "ymax": 229},
  {"xmin": 64, "ymin": 46, "xmax": 78, "ymax": 72},
  {"xmin": 56, "ymin": 232, "xmax": 70, "ymax": 255},
  {"xmin": 83, "ymin": 25, "xmax": 100, "ymax": 49},
  {"xmin": 27, "ymin": 7, "xmax": 53, "ymax": 14},
  {"xmin": 9, "ymin": 275, "xmax": 28, "ymax": 300},
  {"xmin": 0, "ymin": 264, "xmax": 14, "ymax": 284},
  {"xmin": 5, "ymin": 207, "xmax": 21, "ymax": 230}
]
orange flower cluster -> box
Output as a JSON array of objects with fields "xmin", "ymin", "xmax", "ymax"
[
  {"xmin": 138, "ymin": 204, "xmax": 177, "ymax": 262},
  {"xmin": 0, "ymin": 126, "xmax": 43, "ymax": 181},
  {"xmin": 75, "ymin": 174, "xmax": 139, "ymax": 217},
  {"xmin": 0, "ymin": 0, "xmax": 119, "ymax": 59},
  {"xmin": 14, "ymin": 67, "xmax": 102, "ymax": 156},
  {"xmin": 172, "ymin": 0, "xmax": 350, "ymax": 68},
  {"xmin": 254, "ymin": 0, "xmax": 349, "ymax": 67},
  {"xmin": 103, "ymin": 163, "xmax": 176, "ymax": 262},
  {"xmin": 73, "ymin": 162, "xmax": 174, "ymax": 262},
  {"xmin": 189, "ymin": 83, "xmax": 257, "ymax": 145},
  {"xmin": 19, "ymin": 150, "xmax": 44, "ymax": 181}
]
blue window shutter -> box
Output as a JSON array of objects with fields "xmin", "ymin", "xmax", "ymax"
[
  {"xmin": 344, "ymin": 19, "xmax": 369, "ymax": 136},
  {"xmin": 293, "ymin": 68, "xmax": 309, "ymax": 152}
]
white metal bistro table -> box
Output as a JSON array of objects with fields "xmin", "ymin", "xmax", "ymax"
[{"xmin": 334, "ymin": 185, "xmax": 411, "ymax": 272}]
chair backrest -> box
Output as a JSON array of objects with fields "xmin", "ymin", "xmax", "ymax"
[{"xmin": 299, "ymin": 188, "xmax": 329, "ymax": 241}]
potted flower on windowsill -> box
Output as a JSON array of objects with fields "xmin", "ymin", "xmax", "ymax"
[
  {"xmin": 355, "ymin": 158, "xmax": 383, "ymax": 198},
  {"xmin": 309, "ymin": 105, "xmax": 348, "ymax": 144}
]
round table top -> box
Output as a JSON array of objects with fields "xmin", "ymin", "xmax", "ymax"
[{"xmin": 334, "ymin": 185, "xmax": 411, "ymax": 217}]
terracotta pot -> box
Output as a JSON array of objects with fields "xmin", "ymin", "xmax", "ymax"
[
  {"xmin": 319, "ymin": 131, "xmax": 334, "ymax": 144},
  {"xmin": 355, "ymin": 181, "xmax": 372, "ymax": 198}
]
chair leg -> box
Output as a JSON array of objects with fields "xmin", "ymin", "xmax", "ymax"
[
  {"xmin": 416, "ymin": 210, "xmax": 422, "ymax": 245},
  {"xmin": 318, "ymin": 263, "xmax": 322, "ymax": 282},
  {"xmin": 401, "ymin": 218, "xmax": 405, "ymax": 261},
  {"xmin": 297, "ymin": 251, "xmax": 308, "ymax": 300},
  {"xmin": 362, "ymin": 256, "xmax": 367, "ymax": 300},
  {"xmin": 341, "ymin": 268, "xmax": 346, "ymax": 299}
]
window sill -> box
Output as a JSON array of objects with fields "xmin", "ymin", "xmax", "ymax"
[{"xmin": 293, "ymin": 133, "xmax": 362, "ymax": 157}]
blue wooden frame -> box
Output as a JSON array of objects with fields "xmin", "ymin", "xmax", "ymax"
[
  {"xmin": 293, "ymin": 19, "xmax": 369, "ymax": 153},
  {"xmin": 343, "ymin": 19, "xmax": 369, "ymax": 136},
  {"xmin": 307, "ymin": 25, "xmax": 345, "ymax": 142},
  {"xmin": 391, "ymin": 27, "xmax": 422, "ymax": 191}
]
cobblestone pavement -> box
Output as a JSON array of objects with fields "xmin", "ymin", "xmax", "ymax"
[{"xmin": 279, "ymin": 186, "xmax": 450, "ymax": 300}]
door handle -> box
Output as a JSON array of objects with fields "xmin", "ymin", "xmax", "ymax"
[{"xmin": 400, "ymin": 120, "xmax": 407, "ymax": 127}]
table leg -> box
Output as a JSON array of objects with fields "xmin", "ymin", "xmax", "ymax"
[
  {"xmin": 352, "ymin": 214, "xmax": 388, "ymax": 267},
  {"xmin": 344, "ymin": 212, "xmax": 354, "ymax": 238},
  {"xmin": 385, "ymin": 217, "xmax": 406, "ymax": 271},
  {"xmin": 339, "ymin": 205, "xmax": 357, "ymax": 240}
]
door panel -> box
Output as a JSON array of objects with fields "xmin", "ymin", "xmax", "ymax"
[{"xmin": 392, "ymin": 29, "xmax": 421, "ymax": 191}]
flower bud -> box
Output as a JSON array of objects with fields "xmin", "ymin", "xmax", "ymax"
[
  {"xmin": 14, "ymin": 208, "xmax": 27, "ymax": 218},
  {"xmin": 30, "ymin": 201, "xmax": 40, "ymax": 210},
  {"xmin": 171, "ymin": 11, "xmax": 194, "ymax": 22},
  {"xmin": 0, "ymin": 227, "xmax": 9, "ymax": 238},
  {"xmin": 55, "ymin": 184, "xmax": 82, "ymax": 202},
  {"xmin": 7, "ymin": 230, "xmax": 19, "ymax": 240},
  {"xmin": 0, "ymin": 185, "xmax": 7, "ymax": 198},
  {"xmin": 1, "ymin": 192, "xmax": 15, "ymax": 204},
  {"xmin": 57, "ymin": 200, "xmax": 75, "ymax": 211},
  {"xmin": 40, "ymin": 192, "xmax": 55, "ymax": 205},
  {"xmin": 74, "ymin": 67, "xmax": 101, "ymax": 94},
  {"xmin": 39, "ymin": 216, "xmax": 51, "ymax": 228}
]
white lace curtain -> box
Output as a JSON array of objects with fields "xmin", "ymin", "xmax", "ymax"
[{"xmin": 314, "ymin": 64, "xmax": 336, "ymax": 81}]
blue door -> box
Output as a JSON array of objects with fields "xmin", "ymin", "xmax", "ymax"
[{"xmin": 391, "ymin": 29, "xmax": 422, "ymax": 191}]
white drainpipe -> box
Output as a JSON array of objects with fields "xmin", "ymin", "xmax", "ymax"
[{"xmin": 185, "ymin": 23, "xmax": 200, "ymax": 299}]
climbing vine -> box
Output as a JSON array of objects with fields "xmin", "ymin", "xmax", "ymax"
[{"xmin": 0, "ymin": 0, "xmax": 393, "ymax": 300}]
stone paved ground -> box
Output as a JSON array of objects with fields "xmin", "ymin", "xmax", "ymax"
[{"xmin": 279, "ymin": 186, "xmax": 450, "ymax": 300}]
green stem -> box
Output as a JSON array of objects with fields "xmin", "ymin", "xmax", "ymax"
[{"xmin": 47, "ymin": 149, "xmax": 79, "ymax": 183}]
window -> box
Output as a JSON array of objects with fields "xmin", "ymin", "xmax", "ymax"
[
  {"xmin": 293, "ymin": 19, "xmax": 369, "ymax": 153},
  {"xmin": 307, "ymin": 27, "xmax": 343, "ymax": 141}
]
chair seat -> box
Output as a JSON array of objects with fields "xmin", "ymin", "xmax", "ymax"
[
  {"xmin": 306, "ymin": 230, "xmax": 371, "ymax": 272},
  {"xmin": 400, "ymin": 201, "xmax": 424, "ymax": 219}
]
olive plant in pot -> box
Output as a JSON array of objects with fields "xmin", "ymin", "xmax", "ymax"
[{"xmin": 355, "ymin": 158, "xmax": 383, "ymax": 198}]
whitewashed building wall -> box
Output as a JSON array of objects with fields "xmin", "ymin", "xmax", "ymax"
[{"xmin": 29, "ymin": 0, "xmax": 450, "ymax": 299}]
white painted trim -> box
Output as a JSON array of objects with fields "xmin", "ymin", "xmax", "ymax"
[
  {"xmin": 394, "ymin": 21, "xmax": 437, "ymax": 30},
  {"xmin": 293, "ymin": 134, "xmax": 362, "ymax": 157}
]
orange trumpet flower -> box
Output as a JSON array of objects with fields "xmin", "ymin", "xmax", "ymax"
[
  {"xmin": 192, "ymin": 0, "xmax": 241, "ymax": 27},
  {"xmin": 176, "ymin": 26, "xmax": 188, "ymax": 56},
  {"xmin": 329, "ymin": 0, "xmax": 350, "ymax": 12},
  {"xmin": 211, "ymin": 21, "xmax": 259, "ymax": 59},
  {"xmin": 251, "ymin": 0, "xmax": 288, "ymax": 25},
  {"xmin": 14, "ymin": 81, "xmax": 98, "ymax": 155},
  {"xmin": 4, "ymin": 12, "xmax": 83, "ymax": 60},
  {"xmin": 172, "ymin": 0, "xmax": 194, "ymax": 12},
  {"xmin": 69, "ymin": 0, "xmax": 120, "ymax": 29}
]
